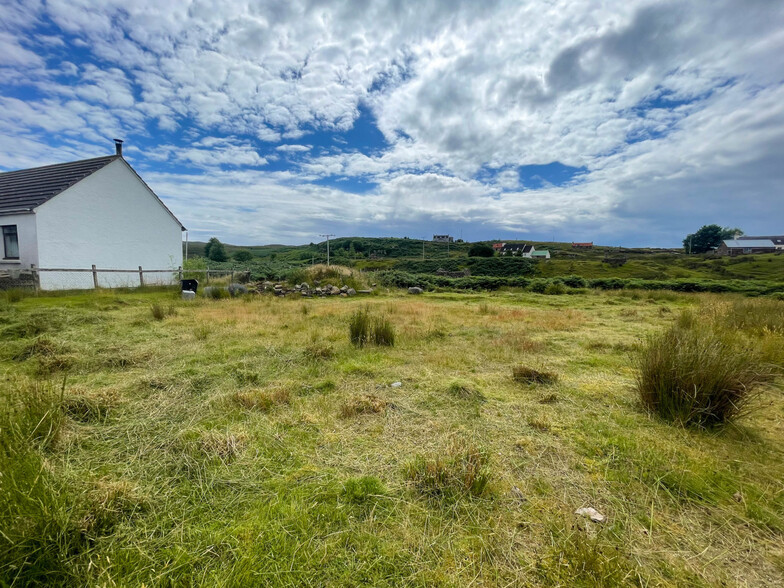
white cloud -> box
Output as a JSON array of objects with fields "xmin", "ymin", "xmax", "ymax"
[{"xmin": 2, "ymin": 0, "xmax": 784, "ymax": 244}]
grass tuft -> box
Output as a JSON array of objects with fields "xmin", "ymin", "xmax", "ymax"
[
  {"xmin": 350, "ymin": 308, "xmax": 395, "ymax": 347},
  {"xmin": 405, "ymin": 438, "xmax": 491, "ymax": 499},
  {"xmin": 150, "ymin": 302, "xmax": 176, "ymax": 320},
  {"xmin": 513, "ymin": 365, "xmax": 559, "ymax": 385},
  {"xmin": 446, "ymin": 380, "xmax": 485, "ymax": 401},
  {"xmin": 233, "ymin": 387, "xmax": 291, "ymax": 411},
  {"xmin": 635, "ymin": 312, "xmax": 775, "ymax": 427},
  {"xmin": 340, "ymin": 394, "xmax": 387, "ymax": 418}
]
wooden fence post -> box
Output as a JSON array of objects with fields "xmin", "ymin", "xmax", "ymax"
[
  {"xmin": 206, "ymin": 268, "xmax": 210, "ymax": 284},
  {"xmin": 138, "ymin": 266, "xmax": 145, "ymax": 287},
  {"xmin": 92, "ymin": 264, "xmax": 99, "ymax": 289},
  {"xmin": 178, "ymin": 266, "xmax": 183, "ymax": 281}
]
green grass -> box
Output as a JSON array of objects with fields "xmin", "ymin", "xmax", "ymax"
[{"xmin": 0, "ymin": 287, "xmax": 783, "ymax": 585}]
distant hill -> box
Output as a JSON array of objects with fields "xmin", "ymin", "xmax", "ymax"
[{"xmin": 185, "ymin": 237, "xmax": 784, "ymax": 282}]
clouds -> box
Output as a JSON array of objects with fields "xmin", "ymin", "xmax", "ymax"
[{"xmin": 1, "ymin": 0, "xmax": 783, "ymax": 245}]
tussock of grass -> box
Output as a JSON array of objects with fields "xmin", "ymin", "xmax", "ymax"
[
  {"xmin": 340, "ymin": 394, "xmax": 387, "ymax": 417},
  {"xmin": 150, "ymin": 302, "xmax": 176, "ymax": 320},
  {"xmin": 446, "ymin": 380, "xmax": 485, "ymax": 401},
  {"xmin": 341, "ymin": 476, "xmax": 386, "ymax": 507},
  {"xmin": 304, "ymin": 342, "xmax": 334, "ymax": 359},
  {"xmin": 513, "ymin": 365, "xmax": 558, "ymax": 385},
  {"xmin": 80, "ymin": 479, "xmax": 147, "ymax": 537},
  {"xmin": 233, "ymin": 387, "xmax": 291, "ymax": 411},
  {"xmin": 636, "ymin": 314, "xmax": 775, "ymax": 427},
  {"xmin": 405, "ymin": 438, "xmax": 491, "ymax": 499},
  {"xmin": 62, "ymin": 394, "xmax": 111, "ymax": 424},
  {"xmin": 349, "ymin": 308, "xmax": 395, "ymax": 347}
]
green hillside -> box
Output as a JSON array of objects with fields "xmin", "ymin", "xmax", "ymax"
[{"xmin": 187, "ymin": 237, "xmax": 784, "ymax": 283}]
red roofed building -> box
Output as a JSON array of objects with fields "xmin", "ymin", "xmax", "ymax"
[{"xmin": 572, "ymin": 242, "xmax": 593, "ymax": 249}]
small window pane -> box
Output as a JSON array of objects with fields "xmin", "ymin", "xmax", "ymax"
[{"xmin": 3, "ymin": 225, "xmax": 19, "ymax": 259}]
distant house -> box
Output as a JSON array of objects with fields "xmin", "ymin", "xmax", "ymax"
[
  {"xmin": 572, "ymin": 242, "xmax": 593, "ymax": 249},
  {"xmin": 531, "ymin": 250, "xmax": 551, "ymax": 260},
  {"xmin": 492, "ymin": 242, "xmax": 506, "ymax": 251},
  {"xmin": 716, "ymin": 239, "xmax": 777, "ymax": 257},
  {"xmin": 0, "ymin": 140, "xmax": 185, "ymax": 289},
  {"xmin": 500, "ymin": 243, "xmax": 535, "ymax": 257},
  {"xmin": 433, "ymin": 234, "xmax": 454, "ymax": 243},
  {"xmin": 738, "ymin": 235, "xmax": 784, "ymax": 250}
]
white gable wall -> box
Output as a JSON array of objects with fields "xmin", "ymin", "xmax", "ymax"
[
  {"xmin": 35, "ymin": 159, "xmax": 182, "ymax": 289},
  {"xmin": 0, "ymin": 212, "xmax": 38, "ymax": 269}
]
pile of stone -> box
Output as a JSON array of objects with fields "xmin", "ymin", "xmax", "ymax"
[{"xmin": 253, "ymin": 281, "xmax": 363, "ymax": 297}]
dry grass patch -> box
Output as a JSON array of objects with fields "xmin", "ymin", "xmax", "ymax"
[
  {"xmin": 233, "ymin": 386, "xmax": 291, "ymax": 411},
  {"xmin": 195, "ymin": 430, "xmax": 248, "ymax": 461},
  {"xmin": 446, "ymin": 380, "xmax": 485, "ymax": 402},
  {"xmin": 405, "ymin": 438, "xmax": 491, "ymax": 499},
  {"xmin": 340, "ymin": 393, "xmax": 387, "ymax": 418},
  {"xmin": 80, "ymin": 479, "xmax": 148, "ymax": 537},
  {"xmin": 513, "ymin": 365, "xmax": 559, "ymax": 385}
]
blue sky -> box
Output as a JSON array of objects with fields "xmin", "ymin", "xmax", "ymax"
[{"xmin": 1, "ymin": 0, "xmax": 783, "ymax": 246}]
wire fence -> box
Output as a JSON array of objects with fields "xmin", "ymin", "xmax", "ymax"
[{"xmin": 0, "ymin": 265, "xmax": 251, "ymax": 291}]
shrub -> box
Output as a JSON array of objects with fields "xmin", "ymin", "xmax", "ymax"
[
  {"xmin": 544, "ymin": 282, "xmax": 567, "ymax": 295},
  {"xmin": 635, "ymin": 318, "xmax": 775, "ymax": 427},
  {"xmin": 203, "ymin": 286, "xmax": 229, "ymax": 300},
  {"xmin": 468, "ymin": 243, "xmax": 494, "ymax": 257},
  {"xmin": 513, "ymin": 366, "xmax": 559, "ymax": 385},
  {"xmin": 405, "ymin": 438, "xmax": 490, "ymax": 499}
]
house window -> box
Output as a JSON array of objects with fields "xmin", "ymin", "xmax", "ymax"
[{"xmin": 2, "ymin": 225, "xmax": 19, "ymax": 259}]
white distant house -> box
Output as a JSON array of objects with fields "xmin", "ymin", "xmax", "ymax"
[{"xmin": 0, "ymin": 140, "xmax": 185, "ymax": 290}]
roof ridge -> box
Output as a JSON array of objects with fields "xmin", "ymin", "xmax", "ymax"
[{"xmin": 0, "ymin": 155, "xmax": 118, "ymax": 177}]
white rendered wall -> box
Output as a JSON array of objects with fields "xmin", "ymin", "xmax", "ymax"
[
  {"xmin": 0, "ymin": 212, "xmax": 38, "ymax": 269},
  {"xmin": 35, "ymin": 159, "xmax": 183, "ymax": 289}
]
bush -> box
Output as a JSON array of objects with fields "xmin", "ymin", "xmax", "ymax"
[
  {"xmin": 468, "ymin": 243, "xmax": 494, "ymax": 257},
  {"xmin": 233, "ymin": 250, "xmax": 253, "ymax": 262},
  {"xmin": 635, "ymin": 318, "xmax": 775, "ymax": 427},
  {"xmin": 405, "ymin": 439, "xmax": 490, "ymax": 499},
  {"xmin": 544, "ymin": 282, "xmax": 567, "ymax": 295}
]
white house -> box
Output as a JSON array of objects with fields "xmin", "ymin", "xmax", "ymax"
[{"xmin": 0, "ymin": 141, "xmax": 185, "ymax": 290}]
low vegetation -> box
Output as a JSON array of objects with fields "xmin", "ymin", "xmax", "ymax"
[
  {"xmin": 513, "ymin": 365, "xmax": 559, "ymax": 385},
  {"xmin": 636, "ymin": 309, "xmax": 777, "ymax": 427},
  {"xmin": 0, "ymin": 287, "xmax": 782, "ymax": 585}
]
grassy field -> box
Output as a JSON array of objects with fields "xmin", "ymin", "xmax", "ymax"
[{"xmin": 2, "ymin": 286, "xmax": 783, "ymax": 586}]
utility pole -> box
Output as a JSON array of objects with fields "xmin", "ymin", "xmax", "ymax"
[
  {"xmin": 422, "ymin": 238, "xmax": 425, "ymax": 261},
  {"xmin": 320, "ymin": 234, "xmax": 335, "ymax": 266}
]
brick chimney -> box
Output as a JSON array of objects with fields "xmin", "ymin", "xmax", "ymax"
[{"xmin": 114, "ymin": 138, "xmax": 123, "ymax": 157}]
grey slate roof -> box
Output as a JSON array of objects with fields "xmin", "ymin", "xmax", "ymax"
[
  {"xmin": 0, "ymin": 156, "xmax": 118, "ymax": 214},
  {"xmin": 739, "ymin": 235, "xmax": 784, "ymax": 246},
  {"xmin": 722, "ymin": 239, "xmax": 776, "ymax": 248}
]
